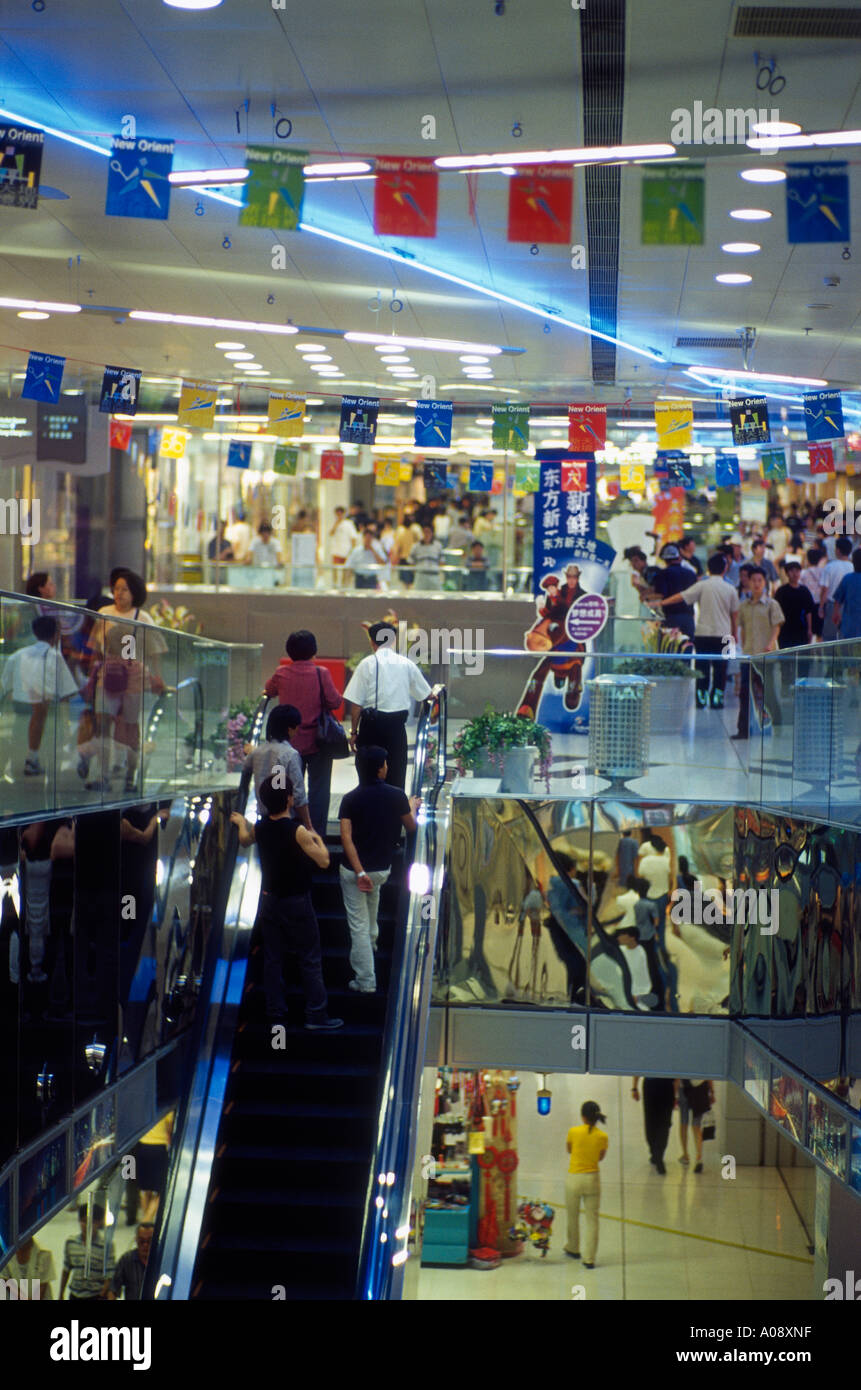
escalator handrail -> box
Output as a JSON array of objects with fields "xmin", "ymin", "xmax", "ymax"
[
  {"xmin": 354, "ymin": 685, "xmax": 449, "ymax": 1299},
  {"xmin": 142, "ymin": 693, "xmax": 272, "ymax": 1299}
]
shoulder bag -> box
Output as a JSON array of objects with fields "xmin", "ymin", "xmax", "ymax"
[
  {"xmin": 103, "ymin": 608, "xmax": 139, "ymax": 694},
  {"xmin": 315, "ymin": 666, "xmax": 349, "ymax": 759},
  {"xmin": 357, "ymin": 654, "xmax": 387, "ymax": 745}
]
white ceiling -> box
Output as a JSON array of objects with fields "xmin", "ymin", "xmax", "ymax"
[{"xmin": 0, "ymin": 0, "xmax": 859, "ymax": 414}]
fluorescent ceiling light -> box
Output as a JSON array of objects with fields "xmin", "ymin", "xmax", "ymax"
[
  {"xmin": 739, "ymin": 168, "xmax": 786, "ymax": 183},
  {"xmin": 0, "ymin": 297, "xmax": 81, "ymax": 313},
  {"xmin": 302, "ymin": 354, "xmax": 332, "ymax": 362},
  {"xmin": 224, "ymin": 351, "xmax": 253, "ymax": 360},
  {"xmin": 169, "ymin": 168, "xmax": 248, "ymax": 186},
  {"xmin": 163, "ymin": 0, "xmax": 223, "ymax": 8},
  {"xmin": 434, "ymin": 142, "xmax": 676, "ymax": 169},
  {"xmin": 721, "ymin": 242, "xmax": 761, "ymax": 254},
  {"xmin": 747, "ymin": 129, "xmax": 861, "ymax": 151},
  {"xmin": 215, "ymin": 340, "xmax": 245, "ymax": 349},
  {"xmin": 306, "ymin": 174, "xmax": 376, "ymax": 184},
  {"xmin": 460, "ymin": 355, "xmax": 489, "ymax": 364},
  {"xmin": 0, "ymin": 106, "xmax": 108, "ymax": 158},
  {"xmin": 751, "ymin": 120, "xmax": 801, "ymax": 136},
  {"xmin": 129, "ymin": 311, "xmax": 298, "ymax": 335},
  {"xmin": 715, "ymin": 273, "xmax": 752, "ymax": 284},
  {"xmin": 17, "ymin": 309, "xmax": 49, "ymax": 319},
  {"xmin": 380, "ymin": 355, "xmax": 411, "ymax": 363},
  {"xmin": 303, "ymin": 223, "xmax": 664, "ymax": 363},
  {"xmin": 345, "ymin": 331, "xmax": 502, "ymax": 355},
  {"xmin": 686, "ymin": 366, "xmax": 828, "ymax": 387},
  {"xmin": 304, "ymin": 161, "xmax": 372, "ymax": 177},
  {"xmin": 729, "ymin": 209, "xmax": 771, "ymax": 221},
  {"xmin": 295, "ymin": 343, "xmax": 329, "ymax": 352}
]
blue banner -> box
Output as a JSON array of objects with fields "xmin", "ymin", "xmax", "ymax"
[
  {"xmin": 423, "ymin": 459, "xmax": 447, "ymax": 492},
  {"xmin": 22, "ymin": 351, "xmax": 64, "ymax": 402},
  {"xmin": 468, "ymin": 461, "xmax": 494, "ymax": 491},
  {"xmin": 803, "ymin": 389, "xmax": 844, "ymax": 442},
  {"xmin": 786, "ymin": 161, "xmax": 849, "ymax": 244},
  {"xmin": 715, "ymin": 453, "xmax": 740, "ymax": 488},
  {"xmin": 414, "ymin": 399, "xmax": 453, "ymax": 449},
  {"xmin": 227, "ymin": 440, "xmax": 252, "ymax": 469},
  {"xmin": 666, "ymin": 453, "xmax": 693, "ymax": 489},
  {"xmin": 106, "ymin": 135, "xmax": 174, "ymax": 220},
  {"xmin": 100, "ymin": 365, "xmax": 141, "ymax": 415}
]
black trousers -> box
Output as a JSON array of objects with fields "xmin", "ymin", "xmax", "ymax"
[
  {"xmin": 643, "ymin": 1077, "xmax": 675, "ymax": 1163},
  {"xmin": 256, "ymin": 890, "xmax": 328, "ymax": 1022},
  {"xmin": 694, "ymin": 635, "xmax": 727, "ymax": 698},
  {"xmin": 357, "ymin": 709, "xmax": 409, "ymax": 789}
]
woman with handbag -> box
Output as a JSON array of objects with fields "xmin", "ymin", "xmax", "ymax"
[
  {"xmin": 78, "ymin": 570, "xmax": 167, "ymax": 793},
  {"xmin": 263, "ymin": 630, "xmax": 344, "ymax": 837},
  {"xmin": 679, "ymin": 1078, "xmax": 716, "ymax": 1172}
]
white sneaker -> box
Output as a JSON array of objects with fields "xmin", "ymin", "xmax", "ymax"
[{"xmin": 348, "ymin": 980, "xmax": 376, "ymax": 994}]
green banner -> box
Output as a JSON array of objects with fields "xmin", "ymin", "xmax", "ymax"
[
  {"xmin": 514, "ymin": 462, "xmax": 540, "ymax": 492},
  {"xmin": 491, "ymin": 403, "xmax": 530, "ymax": 452},
  {"xmin": 641, "ymin": 164, "xmax": 704, "ymax": 245},
  {"xmin": 273, "ymin": 444, "xmax": 299, "ymax": 475},
  {"xmin": 240, "ymin": 146, "xmax": 306, "ymax": 230}
]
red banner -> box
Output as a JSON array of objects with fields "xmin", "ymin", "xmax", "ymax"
[
  {"xmin": 374, "ymin": 156, "xmax": 438, "ymax": 238},
  {"xmin": 320, "ymin": 450, "xmax": 344, "ymax": 479},
  {"xmin": 561, "ymin": 460, "xmax": 589, "ymax": 492},
  {"xmin": 568, "ymin": 404, "xmax": 607, "ymax": 451},
  {"xmin": 652, "ymin": 487, "xmax": 685, "ymax": 543},
  {"xmin": 109, "ymin": 419, "xmax": 132, "ymax": 450},
  {"xmin": 809, "ymin": 442, "xmax": 834, "ymax": 474},
  {"xmin": 507, "ymin": 166, "xmax": 572, "ymax": 244}
]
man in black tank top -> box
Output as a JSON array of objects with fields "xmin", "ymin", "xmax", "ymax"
[{"xmin": 231, "ymin": 774, "xmax": 343, "ymax": 1030}]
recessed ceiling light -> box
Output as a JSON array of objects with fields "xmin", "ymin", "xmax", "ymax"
[
  {"xmin": 715, "ymin": 273, "xmax": 752, "ymax": 284},
  {"xmin": 346, "ymin": 331, "xmax": 503, "ymax": 355},
  {"xmin": 380, "ymin": 355, "xmax": 411, "ymax": 364},
  {"xmin": 739, "ymin": 168, "xmax": 786, "ymax": 183},
  {"xmin": 17, "ymin": 309, "xmax": 49, "ymax": 319},
  {"xmin": 304, "ymin": 160, "xmax": 372, "ymax": 177},
  {"xmin": 459, "ymin": 355, "xmax": 490, "ymax": 364},
  {"xmin": 215, "ymin": 340, "xmax": 245, "ymax": 349},
  {"xmin": 163, "ymin": 0, "xmax": 223, "ymax": 8},
  {"xmin": 295, "ymin": 342, "xmax": 328, "ymax": 352},
  {"xmin": 224, "ymin": 351, "xmax": 254, "ymax": 360},
  {"xmin": 721, "ymin": 242, "xmax": 761, "ymax": 254},
  {"xmin": 751, "ymin": 120, "xmax": 801, "ymax": 136},
  {"xmin": 302, "ymin": 354, "xmax": 332, "ymax": 362},
  {"xmin": 729, "ymin": 209, "xmax": 772, "ymax": 221},
  {"xmin": 310, "ymin": 364, "xmax": 338, "ymax": 372}
]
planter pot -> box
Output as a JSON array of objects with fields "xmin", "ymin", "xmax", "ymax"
[
  {"xmin": 468, "ymin": 745, "xmax": 537, "ymax": 792},
  {"xmin": 647, "ymin": 674, "xmax": 696, "ymax": 737}
]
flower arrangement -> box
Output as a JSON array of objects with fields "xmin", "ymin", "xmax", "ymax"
[
  {"xmin": 453, "ymin": 704, "xmax": 553, "ymax": 788},
  {"xmin": 190, "ymin": 696, "xmax": 260, "ymax": 769},
  {"xmin": 617, "ymin": 622, "xmax": 696, "ymax": 679},
  {"xmin": 149, "ymin": 599, "xmax": 202, "ymax": 634}
]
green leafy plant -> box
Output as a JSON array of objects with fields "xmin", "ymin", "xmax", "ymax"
[
  {"xmin": 453, "ymin": 704, "xmax": 552, "ymax": 787},
  {"xmin": 149, "ymin": 599, "xmax": 202, "ymax": 634},
  {"xmin": 616, "ymin": 657, "xmax": 696, "ymax": 679}
]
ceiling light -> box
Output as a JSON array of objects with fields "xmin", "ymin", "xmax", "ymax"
[
  {"xmin": 0, "ymin": 297, "xmax": 81, "ymax": 314},
  {"xmin": 380, "ymin": 355, "xmax": 411, "ymax": 364},
  {"xmin": 129, "ymin": 310, "xmax": 298, "ymax": 335},
  {"xmin": 304, "ymin": 161, "xmax": 373, "ymax": 177},
  {"xmin": 388, "ymin": 368, "xmax": 416, "ymax": 375},
  {"xmin": 310, "ymin": 364, "xmax": 338, "ymax": 372},
  {"xmin": 163, "ymin": 0, "xmax": 223, "ymax": 8},
  {"xmin": 751, "ymin": 120, "xmax": 801, "ymax": 136},
  {"xmin": 721, "ymin": 242, "xmax": 761, "ymax": 254},
  {"xmin": 434, "ymin": 142, "xmax": 676, "ymax": 170},
  {"xmin": 244, "ymin": 370, "xmax": 270, "ymax": 376},
  {"xmin": 306, "ymin": 174, "xmax": 376, "ymax": 184},
  {"xmin": 729, "ymin": 209, "xmax": 771, "ymax": 221},
  {"xmin": 301, "ymin": 354, "xmax": 332, "ymax": 362},
  {"xmin": 460, "ymin": 355, "xmax": 490, "ymax": 364},
  {"xmin": 303, "ymin": 222, "xmax": 663, "ymax": 362},
  {"xmin": 687, "ymin": 366, "xmax": 828, "ymax": 387},
  {"xmin": 346, "ymin": 331, "xmax": 503, "ymax": 355},
  {"xmin": 715, "ymin": 273, "xmax": 752, "ymax": 284},
  {"xmin": 739, "ymin": 168, "xmax": 786, "ymax": 183},
  {"xmin": 295, "ymin": 342, "xmax": 328, "ymax": 352},
  {"xmin": 224, "ymin": 351, "xmax": 254, "ymax": 360},
  {"xmin": 17, "ymin": 310, "xmax": 49, "ymax": 319},
  {"xmin": 215, "ymin": 340, "xmax": 245, "ymax": 349},
  {"xmin": 745, "ymin": 129, "xmax": 861, "ymax": 153},
  {"xmin": 169, "ymin": 167, "xmax": 247, "ymax": 186}
]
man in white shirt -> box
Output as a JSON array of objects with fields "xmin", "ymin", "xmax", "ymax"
[
  {"xmin": 344, "ymin": 621, "xmax": 431, "ymax": 788},
  {"xmin": 653, "ymin": 552, "xmax": 739, "ymax": 709},
  {"xmin": 345, "ymin": 528, "xmax": 388, "ymax": 590},
  {"xmin": 819, "ymin": 536, "xmax": 853, "ymax": 640},
  {"xmin": 409, "ymin": 524, "xmax": 444, "ymax": 591},
  {"xmin": 329, "ymin": 506, "xmax": 358, "ymax": 587},
  {"xmin": 248, "ymin": 521, "xmax": 282, "ymax": 567},
  {"xmin": 1, "ymin": 615, "xmax": 78, "ymax": 776},
  {"xmin": 637, "ymin": 836, "xmax": 671, "ymax": 948}
]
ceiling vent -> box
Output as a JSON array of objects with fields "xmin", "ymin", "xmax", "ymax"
[
  {"xmin": 674, "ymin": 336, "xmax": 745, "ymax": 349},
  {"xmin": 733, "ymin": 7, "xmax": 861, "ymax": 39}
]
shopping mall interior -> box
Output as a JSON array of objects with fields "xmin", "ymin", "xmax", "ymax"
[{"xmin": 0, "ymin": 0, "xmax": 860, "ymax": 1339}]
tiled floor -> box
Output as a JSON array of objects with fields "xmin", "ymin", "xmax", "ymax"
[{"xmin": 414, "ymin": 1073, "xmax": 815, "ymax": 1302}]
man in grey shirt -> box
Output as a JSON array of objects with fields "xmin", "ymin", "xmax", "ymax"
[
  {"xmin": 819, "ymin": 536, "xmax": 854, "ymax": 640},
  {"xmin": 242, "ymin": 704, "xmax": 311, "ymax": 826},
  {"xmin": 653, "ymin": 552, "xmax": 739, "ymax": 709}
]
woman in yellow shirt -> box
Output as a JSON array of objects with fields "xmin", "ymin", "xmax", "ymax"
[{"xmin": 565, "ymin": 1101, "xmax": 608, "ymax": 1268}]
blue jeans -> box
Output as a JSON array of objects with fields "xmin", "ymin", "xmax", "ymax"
[{"xmin": 302, "ymin": 750, "xmax": 334, "ymax": 837}]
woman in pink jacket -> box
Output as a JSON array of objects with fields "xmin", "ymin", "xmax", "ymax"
[{"xmin": 264, "ymin": 629, "xmax": 341, "ymax": 836}]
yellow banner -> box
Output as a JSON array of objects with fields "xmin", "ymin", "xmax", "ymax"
[
  {"xmin": 399, "ymin": 460, "xmax": 413, "ymax": 482},
  {"xmin": 375, "ymin": 454, "xmax": 401, "ymax": 486},
  {"xmin": 620, "ymin": 461, "xmax": 646, "ymax": 491},
  {"xmin": 177, "ymin": 380, "xmax": 218, "ymax": 430},
  {"xmin": 268, "ymin": 391, "xmax": 305, "ymax": 438},
  {"xmin": 159, "ymin": 426, "xmax": 190, "ymax": 459},
  {"xmin": 654, "ymin": 399, "xmax": 693, "ymax": 450}
]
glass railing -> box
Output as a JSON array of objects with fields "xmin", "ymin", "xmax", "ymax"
[
  {"xmin": 356, "ymin": 685, "xmax": 449, "ymax": 1300},
  {"xmin": 0, "ymin": 590, "xmax": 262, "ymax": 823}
]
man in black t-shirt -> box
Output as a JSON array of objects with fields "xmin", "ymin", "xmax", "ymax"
[
  {"xmin": 651, "ymin": 545, "xmax": 697, "ymax": 640},
  {"xmin": 231, "ymin": 774, "xmax": 343, "ymax": 1029},
  {"xmin": 775, "ymin": 562, "xmax": 815, "ymax": 649},
  {"xmin": 339, "ymin": 746, "xmax": 420, "ymax": 994}
]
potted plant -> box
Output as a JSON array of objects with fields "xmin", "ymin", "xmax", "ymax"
[
  {"xmin": 616, "ymin": 623, "xmax": 696, "ymax": 736},
  {"xmin": 453, "ymin": 704, "xmax": 552, "ymax": 792}
]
